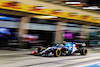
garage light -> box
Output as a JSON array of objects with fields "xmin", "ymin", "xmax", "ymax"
[
  {"xmin": 93, "ymin": 17, "xmax": 100, "ymax": 19},
  {"xmin": 83, "ymin": 6, "xmax": 100, "ymax": 10},
  {"xmin": 42, "ymin": 16, "xmax": 57, "ymax": 18},
  {"xmin": 66, "ymin": 2, "xmax": 81, "ymax": 4}
]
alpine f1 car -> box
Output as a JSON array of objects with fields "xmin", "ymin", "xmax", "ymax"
[{"xmin": 31, "ymin": 41, "xmax": 87, "ymax": 57}]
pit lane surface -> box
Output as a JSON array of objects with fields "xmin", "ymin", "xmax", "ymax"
[{"xmin": 0, "ymin": 50, "xmax": 100, "ymax": 67}]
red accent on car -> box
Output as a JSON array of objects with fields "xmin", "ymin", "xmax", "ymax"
[
  {"xmin": 52, "ymin": 53, "xmax": 54, "ymax": 54},
  {"xmin": 61, "ymin": 48, "xmax": 63, "ymax": 50},
  {"xmin": 75, "ymin": 45, "xmax": 77, "ymax": 47},
  {"xmin": 31, "ymin": 51, "xmax": 36, "ymax": 54}
]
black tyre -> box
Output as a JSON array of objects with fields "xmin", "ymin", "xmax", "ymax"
[
  {"xmin": 61, "ymin": 48, "xmax": 67, "ymax": 56},
  {"xmin": 61, "ymin": 51, "xmax": 67, "ymax": 56},
  {"xmin": 54, "ymin": 49, "xmax": 61, "ymax": 57},
  {"xmin": 38, "ymin": 48, "xmax": 41, "ymax": 53},
  {"xmin": 38, "ymin": 48, "xmax": 45, "ymax": 53},
  {"xmin": 38, "ymin": 48, "xmax": 46, "ymax": 56},
  {"xmin": 80, "ymin": 48, "xmax": 87, "ymax": 55},
  {"xmin": 67, "ymin": 51, "xmax": 72, "ymax": 56}
]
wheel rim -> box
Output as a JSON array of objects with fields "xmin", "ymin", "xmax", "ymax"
[
  {"xmin": 40, "ymin": 48, "xmax": 45, "ymax": 52},
  {"xmin": 56, "ymin": 49, "xmax": 61, "ymax": 57},
  {"xmin": 83, "ymin": 48, "xmax": 87, "ymax": 55}
]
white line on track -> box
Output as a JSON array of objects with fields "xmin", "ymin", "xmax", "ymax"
[
  {"xmin": 71, "ymin": 56, "xmax": 100, "ymax": 62},
  {"xmin": 77, "ymin": 61, "xmax": 100, "ymax": 67}
]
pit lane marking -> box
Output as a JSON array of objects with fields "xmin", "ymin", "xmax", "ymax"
[
  {"xmin": 61, "ymin": 58, "xmax": 100, "ymax": 67},
  {"xmin": 76, "ymin": 61, "xmax": 100, "ymax": 67},
  {"xmin": 71, "ymin": 56, "xmax": 100, "ymax": 62},
  {"xmin": 20, "ymin": 56, "xmax": 100, "ymax": 67}
]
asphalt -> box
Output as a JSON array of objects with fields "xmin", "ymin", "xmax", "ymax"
[{"xmin": 0, "ymin": 48, "xmax": 100, "ymax": 67}]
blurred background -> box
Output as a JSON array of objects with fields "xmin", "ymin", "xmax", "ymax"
[
  {"xmin": 0, "ymin": 0, "xmax": 100, "ymax": 50},
  {"xmin": 0, "ymin": 0, "xmax": 100, "ymax": 67}
]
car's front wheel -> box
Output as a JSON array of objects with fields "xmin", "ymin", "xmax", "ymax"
[
  {"xmin": 80, "ymin": 48, "xmax": 87, "ymax": 55},
  {"xmin": 54, "ymin": 49, "xmax": 61, "ymax": 57}
]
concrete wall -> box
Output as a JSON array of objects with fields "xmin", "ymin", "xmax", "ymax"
[
  {"xmin": 0, "ymin": 21, "xmax": 19, "ymax": 28},
  {"xmin": 28, "ymin": 23, "xmax": 56, "ymax": 31},
  {"xmin": 0, "ymin": 21, "xmax": 56, "ymax": 31}
]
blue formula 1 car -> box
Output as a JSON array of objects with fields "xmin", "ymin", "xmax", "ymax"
[{"xmin": 31, "ymin": 42, "xmax": 87, "ymax": 57}]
